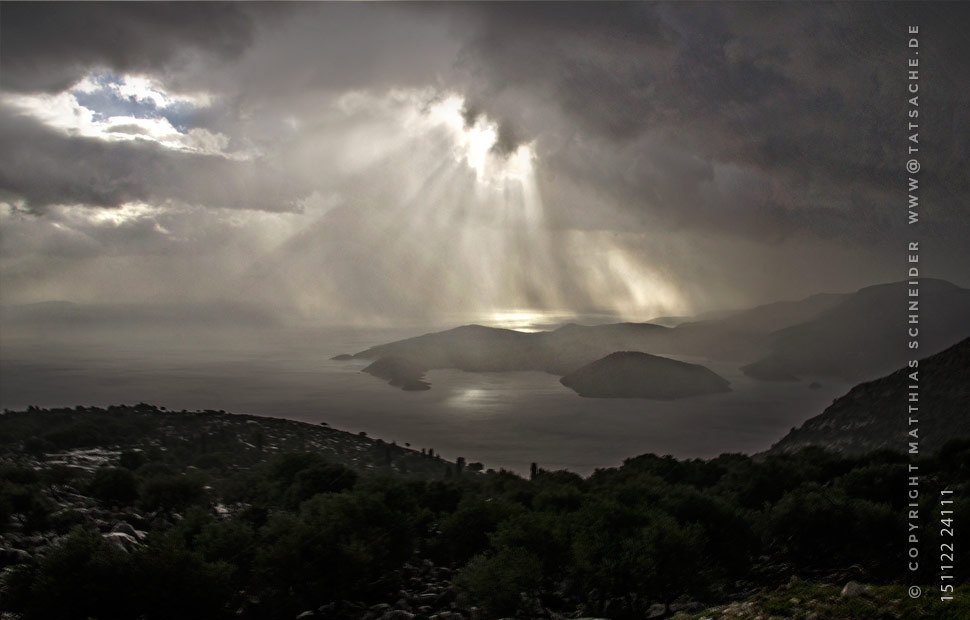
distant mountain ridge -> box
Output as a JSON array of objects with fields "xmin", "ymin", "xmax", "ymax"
[
  {"xmin": 351, "ymin": 322, "xmax": 671, "ymax": 376},
  {"xmin": 769, "ymin": 337, "xmax": 970, "ymax": 455},
  {"xmin": 341, "ymin": 279, "xmax": 970, "ymax": 393},
  {"xmin": 742, "ymin": 279, "xmax": 970, "ymax": 382}
]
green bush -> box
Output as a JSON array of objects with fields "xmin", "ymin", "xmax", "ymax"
[
  {"xmin": 89, "ymin": 467, "xmax": 139, "ymax": 506},
  {"xmin": 457, "ymin": 547, "xmax": 543, "ymax": 618},
  {"xmin": 140, "ymin": 473, "xmax": 206, "ymax": 512},
  {"xmin": 433, "ymin": 496, "xmax": 523, "ymax": 564},
  {"xmin": 2, "ymin": 528, "xmax": 135, "ymax": 620}
]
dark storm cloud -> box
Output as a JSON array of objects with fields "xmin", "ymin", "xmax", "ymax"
[
  {"xmin": 447, "ymin": 2, "xmax": 970, "ymax": 242},
  {"xmin": 0, "ymin": 2, "xmax": 256, "ymax": 93},
  {"xmin": 0, "ymin": 106, "xmax": 308, "ymax": 213},
  {"xmin": 1, "ymin": 2, "xmax": 968, "ymax": 316}
]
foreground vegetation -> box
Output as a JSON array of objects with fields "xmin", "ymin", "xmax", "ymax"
[
  {"xmin": 686, "ymin": 580, "xmax": 970, "ymax": 620},
  {"xmin": 1, "ymin": 405, "xmax": 968, "ymax": 619}
]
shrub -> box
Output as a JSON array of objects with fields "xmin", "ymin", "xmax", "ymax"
[
  {"xmin": 457, "ymin": 547, "xmax": 542, "ymax": 618},
  {"xmin": 140, "ymin": 474, "xmax": 206, "ymax": 512},
  {"xmin": 89, "ymin": 467, "xmax": 139, "ymax": 506}
]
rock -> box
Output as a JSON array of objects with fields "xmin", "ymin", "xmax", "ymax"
[
  {"xmin": 331, "ymin": 354, "xmax": 355, "ymax": 361},
  {"xmin": 646, "ymin": 603, "xmax": 666, "ymax": 618},
  {"xmin": 841, "ymin": 581, "xmax": 866, "ymax": 598},
  {"xmin": 111, "ymin": 521, "xmax": 144, "ymax": 540},
  {"xmin": 296, "ymin": 612, "xmax": 315, "ymax": 619},
  {"xmin": 102, "ymin": 531, "xmax": 139, "ymax": 553},
  {"xmin": 381, "ymin": 611, "xmax": 415, "ymax": 620},
  {"xmin": 670, "ymin": 602, "xmax": 704, "ymax": 613}
]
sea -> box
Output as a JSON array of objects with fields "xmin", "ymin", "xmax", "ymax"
[{"xmin": 0, "ymin": 323, "xmax": 850, "ymax": 476}]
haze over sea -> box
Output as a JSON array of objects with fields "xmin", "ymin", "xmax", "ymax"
[{"xmin": 0, "ymin": 321, "xmax": 849, "ymax": 475}]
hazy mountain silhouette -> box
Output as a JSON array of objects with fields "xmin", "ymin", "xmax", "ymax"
[
  {"xmin": 770, "ymin": 337, "xmax": 970, "ymax": 455},
  {"xmin": 742, "ymin": 279, "xmax": 970, "ymax": 382},
  {"xmin": 659, "ymin": 291, "xmax": 848, "ymax": 361},
  {"xmin": 350, "ymin": 323, "xmax": 671, "ymax": 377},
  {"xmin": 345, "ymin": 280, "xmax": 969, "ymax": 392},
  {"xmin": 559, "ymin": 351, "xmax": 730, "ymax": 399}
]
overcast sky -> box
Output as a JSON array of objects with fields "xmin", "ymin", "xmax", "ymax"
[{"xmin": 1, "ymin": 2, "xmax": 968, "ymax": 326}]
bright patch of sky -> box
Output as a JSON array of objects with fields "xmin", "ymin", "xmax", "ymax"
[
  {"xmin": 3, "ymin": 72, "xmax": 242, "ymax": 158},
  {"xmin": 426, "ymin": 95, "xmax": 535, "ymax": 186}
]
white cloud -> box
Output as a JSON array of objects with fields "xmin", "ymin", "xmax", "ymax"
[
  {"xmin": 1, "ymin": 74, "xmax": 236, "ymax": 158},
  {"xmin": 112, "ymin": 74, "xmax": 212, "ymax": 109}
]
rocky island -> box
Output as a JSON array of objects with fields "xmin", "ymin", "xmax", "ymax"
[{"xmin": 559, "ymin": 351, "xmax": 731, "ymax": 399}]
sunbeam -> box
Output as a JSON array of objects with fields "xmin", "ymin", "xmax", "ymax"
[{"xmin": 240, "ymin": 88, "xmax": 687, "ymax": 327}]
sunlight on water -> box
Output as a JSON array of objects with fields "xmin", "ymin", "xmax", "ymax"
[{"xmin": 445, "ymin": 388, "xmax": 492, "ymax": 409}]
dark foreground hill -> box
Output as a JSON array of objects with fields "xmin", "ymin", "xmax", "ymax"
[
  {"xmin": 1, "ymin": 404, "xmax": 968, "ymax": 620},
  {"xmin": 0, "ymin": 404, "xmax": 470, "ymax": 489},
  {"xmin": 770, "ymin": 337, "xmax": 970, "ymax": 455},
  {"xmin": 559, "ymin": 351, "xmax": 731, "ymax": 399}
]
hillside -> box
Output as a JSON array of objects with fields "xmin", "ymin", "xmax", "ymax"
[
  {"xmin": 770, "ymin": 337, "xmax": 970, "ymax": 455},
  {"xmin": 0, "ymin": 403, "xmax": 463, "ymax": 478},
  {"xmin": 662, "ymin": 291, "xmax": 848, "ymax": 361},
  {"xmin": 559, "ymin": 351, "xmax": 731, "ymax": 399},
  {"xmin": 743, "ymin": 279, "xmax": 970, "ymax": 382},
  {"xmin": 2, "ymin": 404, "xmax": 968, "ymax": 620}
]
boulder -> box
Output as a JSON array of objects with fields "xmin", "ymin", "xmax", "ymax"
[{"xmin": 840, "ymin": 581, "xmax": 867, "ymax": 598}]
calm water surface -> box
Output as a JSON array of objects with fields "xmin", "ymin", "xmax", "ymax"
[{"xmin": 0, "ymin": 325, "xmax": 849, "ymax": 475}]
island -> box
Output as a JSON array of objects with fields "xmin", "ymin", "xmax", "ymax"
[{"xmin": 559, "ymin": 351, "xmax": 731, "ymax": 399}]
